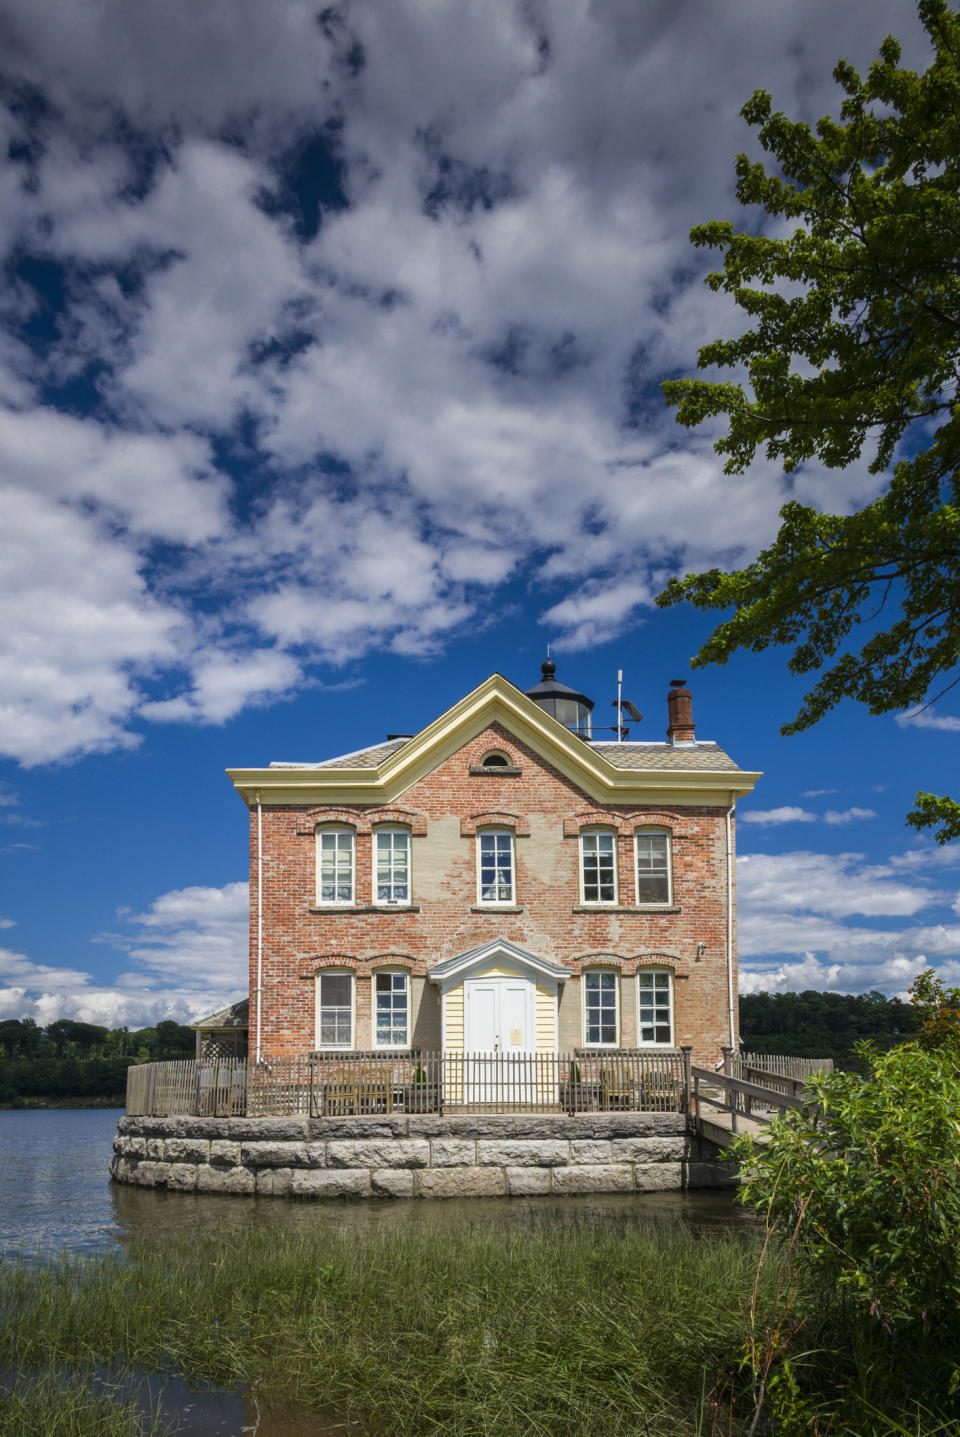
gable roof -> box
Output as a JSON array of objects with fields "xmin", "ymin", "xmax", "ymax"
[
  {"xmin": 192, "ymin": 997, "xmax": 249, "ymax": 1030},
  {"xmin": 428, "ymin": 938, "xmax": 570, "ymax": 984},
  {"xmin": 227, "ymin": 673, "xmax": 761, "ymax": 807}
]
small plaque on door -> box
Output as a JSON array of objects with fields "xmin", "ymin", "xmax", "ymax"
[{"xmin": 510, "ymin": 1028, "xmax": 522, "ymax": 1045}]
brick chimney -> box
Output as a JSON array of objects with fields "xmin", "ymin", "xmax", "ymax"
[{"xmin": 666, "ymin": 678, "xmax": 696, "ymax": 744}]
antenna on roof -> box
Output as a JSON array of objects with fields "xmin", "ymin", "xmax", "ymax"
[{"xmin": 610, "ymin": 668, "xmax": 642, "ymax": 742}]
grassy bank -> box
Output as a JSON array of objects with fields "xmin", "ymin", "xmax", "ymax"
[{"xmin": 1, "ymin": 1217, "xmax": 957, "ymax": 1435}]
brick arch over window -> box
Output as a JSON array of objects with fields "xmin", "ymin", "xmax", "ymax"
[
  {"xmin": 298, "ymin": 953, "xmax": 359, "ymax": 979},
  {"xmin": 563, "ymin": 811, "xmax": 631, "ymax": 837},
  {"xmin": 367, "ymin": 953, "xmax": 418, "ymax": 972},
  {"xmin": 567, "ymin": 810, "xmax": 688, "ymax": 835},
  {"xmin": 366, "ymin": 807, "xmax": 428, "ymax": 835},
  {"xmin": 634, "ymin": 952, "xmax": 683, "ymax": 973},
  {"xmin": 570, "ymin": 951, "xmax": 628, "ymax": 973},
  {"xmin": 623, "ymin": 812, "xmax": 683, "ymax": 835},
  {"xmin": 460, "ymin": 810, "xmax": 531, "ymax": 836},
  {"xmin": 296, "ymin": 808, "xmax": 370, "ymax": 836}
]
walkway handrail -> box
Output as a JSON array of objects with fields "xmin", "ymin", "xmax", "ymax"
[
  {"xmin": 741, "ymin": 1065, "xmax": 812, "ymax": 1101},
  {"xmin": 691, "ymin": 1065, "xmax": 815, "ymax": 1139}
]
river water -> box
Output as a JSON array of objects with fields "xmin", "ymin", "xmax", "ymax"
[{"xmin": 0, "ymin": 1108, "xmax": 753, "ymax": 1433}]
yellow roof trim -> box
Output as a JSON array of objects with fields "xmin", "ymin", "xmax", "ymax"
[{"xmin": 226, "ymin": 673, "xmax": 762, "ymax": 808}]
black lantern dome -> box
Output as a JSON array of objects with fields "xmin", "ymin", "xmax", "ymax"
[{"xmin": 524, "ymin": 658, "xmax": 594, "ymax": 738}]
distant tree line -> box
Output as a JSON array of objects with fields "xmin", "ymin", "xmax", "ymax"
[
  {"xmin": 0, "ymin": 1017, "xmax": 195, "ymax": 1106},
  {"xmin": 739, "ymin": 989, "xmax": 915, "ymax": 1066}
]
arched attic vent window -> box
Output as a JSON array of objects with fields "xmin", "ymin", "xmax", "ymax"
[{"xmin": 480, "ymin": 751, "xmax": 510, "ymax": 768}]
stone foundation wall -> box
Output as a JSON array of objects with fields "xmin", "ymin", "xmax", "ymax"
[{"xmin": 111, "ymin": 1113, "xmax": 734, "ymax": 1198}]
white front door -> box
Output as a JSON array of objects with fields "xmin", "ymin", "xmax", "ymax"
[
  {"xmin": 464, "ymin": 977, "xmax": 533, "ymax": 1051},
  {"xmin": 464, "ymin": 977, "xmax": 534, "ymax": 1102}
]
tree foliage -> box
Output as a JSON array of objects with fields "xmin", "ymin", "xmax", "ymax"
[
  {"xmin": 659, "ymin": 0, "xmax": 960, "ymax": 839},
  {"xmin": 738, "ymin": 1046, "xmax": 960, "ymax": 1340},
  {"xmin": 739, "ymin": 987, "xmax": 913, "ymax": 1065},
  {"xmin": 0, "ymin": 1016, "xmax": 196, "ymax": 1103},
  {"xmin": 737, "ymin": 971, "xmax": 960, "ymax": 1343}
]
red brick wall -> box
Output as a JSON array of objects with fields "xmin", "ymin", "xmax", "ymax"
[{"xmin": 248, "ymin": 722, "xmax": 738, "ymax": 1066}]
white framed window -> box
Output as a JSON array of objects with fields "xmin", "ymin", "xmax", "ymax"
[
  {"xmin": 480, "ymin": 750, "xmax": 510, "ymax": 768},
  {"xmin": 374, "ymin": 827, "xmax": 410, "ymax": 905},
  {"xmin": 637, "ymin": 970, "xmax": 674, "ymax": 1046},
  {"xmin": 477, "ymin": 828, "xmax": 515, "ymax": 905},
  {"xmin": 316, "ymin": 970, "xmax": 354, "ymax": 1049},
  {"xmin": 583, "ymin": 970, "xmax": 619, "ymax": 1047},
  {"xmin": 374, "ymin": 970, "xmax": 410, "ymax": 1048},
  {"xmin": 317, "ymin": 825, "xmax": 355, "ymax": 905},
  {"xmin": 635, "ymin": 829, "xmax": 672, "ymax": 906},
  {"xmin": 580, "ymin": 829, "xmax": 617, "ymax": 904}
]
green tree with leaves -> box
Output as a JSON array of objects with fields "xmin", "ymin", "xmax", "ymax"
[{"xmin": 660, "ymin": 0, "xmax": 960, "ymax": 842}]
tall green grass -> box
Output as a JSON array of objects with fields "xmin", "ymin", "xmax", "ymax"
[
  {"xmin": 0, "ymin": 1370, "xmax": 167, "ymax": 1437},
  {"xmin": 1, "ymin": 1217, "xmax": 958, "ymax": 1434}
]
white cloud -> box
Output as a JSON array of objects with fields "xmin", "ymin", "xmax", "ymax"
[
  {"xmin": 738, "ymin": 851, "xmax": 937, "ymax": 921},
  {"xmin": 740, "ymin": 805, "xmax": 876, "ymax": 829},
  {"xmin": 0, "ymin": 0, "xmax": 935, "ymax": 763},
  {"xmin": 0, "ymin": 881, "xmax": 247, "ymax": 1027},
  {"xmin": 739, "ymin": 953, "xmax": 960, "ymax": 998},
  {"xmin": 740, "ymin": 807, "xmax": 818, "ymax": 827},
  {"xmin": 736, "ymin": 849, "xmax": 960, "ymax": 994},
  {"xmin": 823, "ymin": 807, "xmax": 877, "ymax": 826},
  {"xmin": 896, "ymin": 705, "xmax": 960, "ymax": 732}
]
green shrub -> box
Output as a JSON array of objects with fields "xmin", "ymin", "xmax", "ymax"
[{"xmin": 736, "ymin": 1039, "xmax": 960, "ymax": 1337}]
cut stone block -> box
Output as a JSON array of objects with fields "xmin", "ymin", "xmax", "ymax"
[
  {"xmin": 476, "ymin": 1139, "xmax": 568, "ymax": 1167},
  {"xmin": 326, "ymin": 1139, "xmax": 430, "ymax": 1170},
  {"xmin": 207, "ymin": 1140, "xmax": 242, "ymax": 1167},
  {"xmin": 165, "ymin": 1163, "xmax": 198, "ymax": 1192},
  {"xmin": 569, "ymin": 1140, "xmax": 611, "ymax": 1164},
  {"xmin": 195, "ymin": 1164, "xmax": 255, "ymax": 1194},
  {"xmin": 430, "ymin": 1139, "xmax": 476, "ymax": 1167},
  {"xmin": 371, "ymin": 1169, "xmax": 416, "ymax": 1198},
  {"xmin": 634, "ymin": 1162, "xmax": 685, "ymax": 1192},
  {"xmin": 256, "ymin": 1168, "xmax": 295, "ymax": 1196},
  {"xmin": 163, "ymin": 1138, "xmax": 211, "ymax": 1165},
  {"xmin": 241, "ymin": 1141, "xmax": 310, "ymax": 1168},
  {"xmin": 506, "ymin": 1167, "xmax": 552, "ymax": 1195},
  {"xmin": 290, "ymin": 1168, "xmax": 371, "ymax": 1198},
  {"xmin": 610, "ymin": 1137, "xmax": 690, "ymax": 1164},
  {"xmin": 417, "ymin": 1168, "xmax": 507, "ymax": 1198},
  {"xmin": 551, "ymin": 1164, "xmax": 634, "ymax": 1194}
]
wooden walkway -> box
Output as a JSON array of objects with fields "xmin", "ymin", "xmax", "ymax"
[
  {"xmin": 692, "ymin": 1065, "xmax": 815, "ymax": 1150},
  {"xmin": 697, "ymin": 1110, "xmax": 771, "ymax": 1148}
]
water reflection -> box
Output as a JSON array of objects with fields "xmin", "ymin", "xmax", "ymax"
[
  {"xmin": 0, "ymin": 1107, "xmax": 753, "ymax": 1263},
  {"xmin": 110, "ymin": 1178, "xmax": 753, "ymax": 1254}
]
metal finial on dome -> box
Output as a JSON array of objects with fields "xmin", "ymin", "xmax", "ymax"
[{"xmin": 541, "ymin": 656, "xmax": 557, "ymax": 679}]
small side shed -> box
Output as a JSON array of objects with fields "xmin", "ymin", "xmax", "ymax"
[{"xmin": 192, "ymin": 998, "xmax": 249, "ymax": 1060}]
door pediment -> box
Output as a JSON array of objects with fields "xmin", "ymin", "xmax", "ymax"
[{"xmin": 428, "ymin": 938, "xmax": 568, "ymax": 988}]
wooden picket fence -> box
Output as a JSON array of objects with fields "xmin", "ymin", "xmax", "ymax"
[
  {"xmin": 737, "ymin": 1052, "xmax": 834, "ymax": 1081},
  {"xmin": 727, "ymin": 1051, "xmax": 833, "ymax": 1114},
  {"xmin": 125, "ymin": 1049, "xmax": 691, "ymax": 1118}
]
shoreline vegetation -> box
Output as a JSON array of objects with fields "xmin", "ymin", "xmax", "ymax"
[{"xmin": 1, "ymin": 1218, "xmax": 957, "ymax": 1437}]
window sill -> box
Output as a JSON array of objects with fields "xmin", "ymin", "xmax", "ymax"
[
  {"xmin": 572, "ymin": 905, "xmax": 681, "ymax": 915},
  {"xmin": 468, "ymin": 764, "xmax": 523, "ymax": 776},
  {"xmin": 309, "ymin": 904, "xmax": 422, "ymax": 915},
  {"xmin": 470, "ymin": 904, "xmax": 524, "ymax": 914}
]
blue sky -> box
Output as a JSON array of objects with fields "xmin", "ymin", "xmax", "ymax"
[{"xmin": 0, "ymin": 0, "xmax": 957, "ymax": 1029}]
